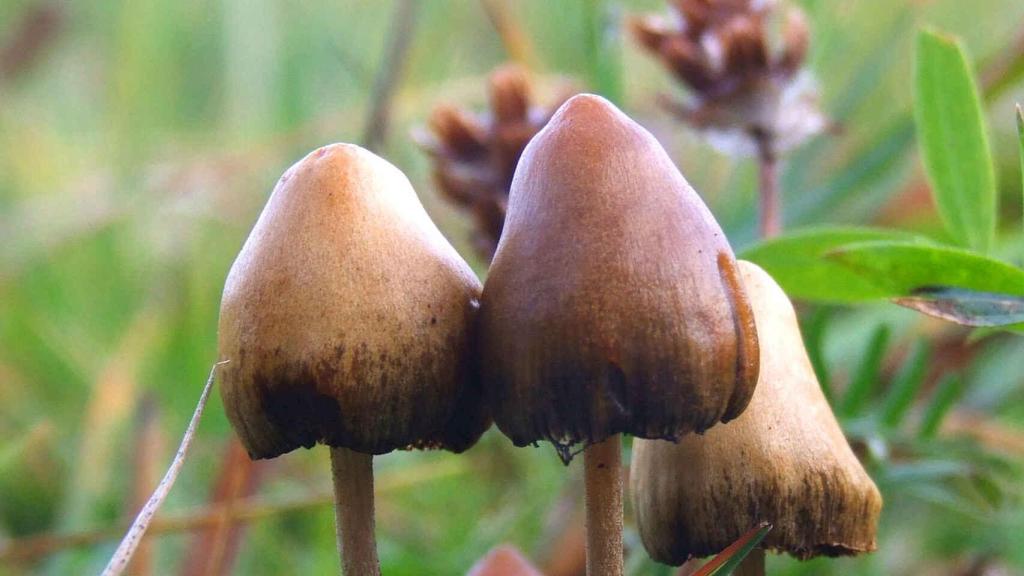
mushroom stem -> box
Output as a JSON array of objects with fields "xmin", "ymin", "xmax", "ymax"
[
  {"xmin": 734, "ymin": 548, "xmax": 765, "ymax": 576},
  {"xmin": 330, "ymin": 447, "xmax": 381, "ymax": 576},
  {"xmin": 583, "ymin": 434, "xmax": 624, "ymax": 576},
  {"xmin": 756, "ymin": 136, "xmax": 780, "ymax": 239}
]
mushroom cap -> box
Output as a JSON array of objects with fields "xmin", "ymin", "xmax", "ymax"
[
  {"xmin": 218, "ymin": 143, "xmax": 489, "ymax": 459},
  {"xmin": 479, "ymin": 94, "xmax": 759, "ymax": 462},
  {"xmin": 631, "ymin": 261, "xmax": 882, "ymax": 563}
]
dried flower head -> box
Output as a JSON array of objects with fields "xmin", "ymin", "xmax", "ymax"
[
  {"xmin": 631, "ymin": 0, "xmax": 826, "ymax": 157},
  {"xmin": 417, "ymin": 64, "xmax": 566, "ymax": 260}
]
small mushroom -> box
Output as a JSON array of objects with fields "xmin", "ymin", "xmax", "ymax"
[
  {"xmin": 218, "ymin": 143, "xmax": 489, "ymax": 574},
  {"xmin": 631, "ymin": 261, "xmax": 882, "ymax": 570},
  {"xmin": 479, "ymin": 94, "xmax": 760, "ymax": 576}
]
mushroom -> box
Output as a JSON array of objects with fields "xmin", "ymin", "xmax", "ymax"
[
  {"xmin": 479, "ymin": 94, "xmax": 760, "ymax": 575},
  {"xmin": 217, "ymin": 143, "xmax": 489, "ymax": 575},
  {"xmin": 631, "ymin": 261, "xmax": 882, "ymax": 572}
]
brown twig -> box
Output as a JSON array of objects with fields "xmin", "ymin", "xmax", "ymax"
[{"xmin": 361, "ymin": 0, "xmax": 421, "ymax": 152}]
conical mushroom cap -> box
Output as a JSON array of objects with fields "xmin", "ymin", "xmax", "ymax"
[
  {"xmin": 631, "ymin": 261, "xmax": 882, "ymax": 563},
  {"xmin": 479, "ymin": 94, "xmax": 759, "ymax": 462},
  {"xmin": 218, "ymin": 143, "xmax": 489, "ymax": 459}
]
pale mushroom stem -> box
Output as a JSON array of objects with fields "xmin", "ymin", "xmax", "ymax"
[
  {"xmin": 756, "ymin": 136, "xmax": 781, "ymax": 239},
  {"xmin": 584, "ymin": 434, "xmax": 624, "ymax": 576},
  {"xmin": 734, "ymin": 548, "xmax": 766, "ymax": 576},
  {"xmin": 330, "ymin": 447, "xmax": 381, "ymax": 576}
]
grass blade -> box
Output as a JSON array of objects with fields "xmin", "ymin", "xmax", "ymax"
[
  {"xmin": 101, "ymin": 362, "xmax": 226, "ymax": 576},
  {"xmin": 802, "ymin": 307, "xmax": 834, "ymax": 403},
  {"xmin": 919, "ymin": 375, "xmax": 966, "ymax": 439},
  {"xmin": 881, "ymin": 339, "xmax": 931, "ymax": 428},
  {"xmin": 839, "ymin": 325, "xmax": 890, "ymax": 418},
  {"xmin": 1017, "ymin": 104, "xmax": 1023, "ymax": 245},
  {"xmin": 692, "ymin": 522, "xmax": 772, "ymax": 576},
  {"xmin": 582, "ymin": 0, "xmax": 622, "ymax": 104},
  {"xmin": 914, "ymin": 29, "xmax": 996, "ymax": 253}
]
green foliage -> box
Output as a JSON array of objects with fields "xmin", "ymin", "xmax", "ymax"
[
  {"xmin": 919, "ymin": 375, "xmax": 966, "ymax": 439},
  {"xmin": 582, "ymin": 0, "xmax": 624, "ymax": 104},
  {"xmin": 740, "ymin": 227, "xmax": 921, "ymax": 302},
  {"xmin": 1018, "ymin": 105, "xmax": 1024, "ymax": 243},
  {"xmin": 914, "ymin": 30, "xmax": 996, "ymax": 253},
  {"xmin": 893, "ymin": 287, "xmax": 1024, "ymax": 328},
  {"xmin": 828, "ymin": 241, "xmax": 1024, "ymax": 296},
  {"xmin": 3, "ymin": 1, "xmax": 1024, "ymax": 575}
]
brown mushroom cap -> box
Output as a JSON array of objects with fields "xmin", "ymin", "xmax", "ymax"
[
  {"xmin": 218, "ymin": 143, "xmax": 489, "ymax": 459},
  {"xmin": 479, "ymin": 94, "xmax": 759, "ymax": 462},
  {"xmin": 631, "ymin": 261, "xmax": 882, "ymax": 563}
]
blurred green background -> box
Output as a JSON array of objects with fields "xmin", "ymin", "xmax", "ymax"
[{"xmin": 2, "ymin": 0, "xmax": 1024, "ymax": 574}]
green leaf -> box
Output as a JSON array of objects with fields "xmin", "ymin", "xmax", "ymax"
[
  {"xmin": 802, "ymin": 307, "xmax": 834, "ymax": 403},
  {"xmin": 893, "ymin": 287, "xmax": 1024, "ymax": 327},
  {"xmin": 839, "ymin": 325, "xmax": 890, "ymax": 418},
  {"xmin": 919, "ymin": 375, "xmax": 966, "ymax": 439},
  {"xmin": 582, "ymin": 0, "xmax": 622, "ymax": 105},
  {"xmin": 881, "ymin": 339, "xmax": 930, "ymax": 428},
  {"xmin": 739, "ymin": 226, "xmax": 923, "ymax": 302},
  {"xmin": 827, "ymin": 241, "xmax": 1024, "ymax": 297},
  {"xmin": 1017, "ymin": 104, "xmax": 1024, "ymax": 245},
  {"xmin": 692, "ymin": 522, "xmax": 772, "ymax": 576},
  {"xmin": 914, "ymin": 29, "xmax": 996, "ymax": 253}
]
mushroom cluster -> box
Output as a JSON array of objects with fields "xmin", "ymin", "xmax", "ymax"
[{"xmin": 215, "ymin": 91, "xmax": 879, "ymax": 576}]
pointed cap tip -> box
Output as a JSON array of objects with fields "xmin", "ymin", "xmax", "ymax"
[{"xmin": 551, "ymin": 93, "xmax": 624, "ymax": 124}]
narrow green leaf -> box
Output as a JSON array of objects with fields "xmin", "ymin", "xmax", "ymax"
[
  {"xmin": 740, "ymin": 227, "xmax": 922, "ymax": 302},
  {"xmin": 893, "ymin": 287, "xmax": 1024, "ymax": 327},
  {"xmin": 881, "ymin": 339, "xmax": 931, "ymax": 428},
  {"xmin": 827, "ymin": 241, "xmax": 1024, "ymax": 297},
  {"xmin": 839, "ymin": 325, "xmax": 890, "ymax": 418},
  {"xmin": 802, "ymin": 307, "xmax": 834, "ymax": 403},
  {"xmin": 582, "ymin": 0, "xmax": 622, "ymax": 105},
  {"xmin": 692, "ymin": 522, "xmax": 772, "ymax": 576},
  {"xmin": 919, "ymin": 375, "xmax": 966, "ymax": 439},
  {"xmin": 914, "ymin": 29, "xmax": 996, "ymax": 253},
  {"xmin": 1017, "ymin": 104, "xmax": 1024, "ymax": 245}
]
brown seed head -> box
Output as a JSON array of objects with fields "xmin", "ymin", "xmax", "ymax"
[
  {"xmin": 631, "ymin": 261, "xmax": 882, "ymax": 563},
  {"xmin": 218, "ymin": 144, "xmax": 490, "ymax": 459},
  {"xmin": 418, "ymin": 64, "xmax": 566, "ymax": 261},
  {"xmin": 479, "ymin": 94, "xmax": 760, "ymax": 463},
  {"xmin": 631, "ymin": 0, "xmax": 826, "ymax": 155}
]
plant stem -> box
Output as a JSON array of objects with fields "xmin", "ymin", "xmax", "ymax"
[
  {"xmin": 757, "ymin": 139, "xmax": 781, "ymax": 239},
  {"xmin": 330, "ymin": 447, "xmax": 381, "ymax": 576},
  {"xmin": 734, "ymin": 548, "xmax": 765, "ymax": 576},
  {"xmin": 584, "ymin": 434, "xmax": 623, "ymax": 576}
]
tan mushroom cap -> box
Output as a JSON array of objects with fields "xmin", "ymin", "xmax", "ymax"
[
  {"xmin": 218, "ymin": 143, "xmax": 489, "ymax": 459},
  {"xmin": 631, "ymin": 261, "xmax": 882, "ymax": 563},
  {"xmin": 479, "ymin": 94, "xmax": 759, "ymax": 463}
]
